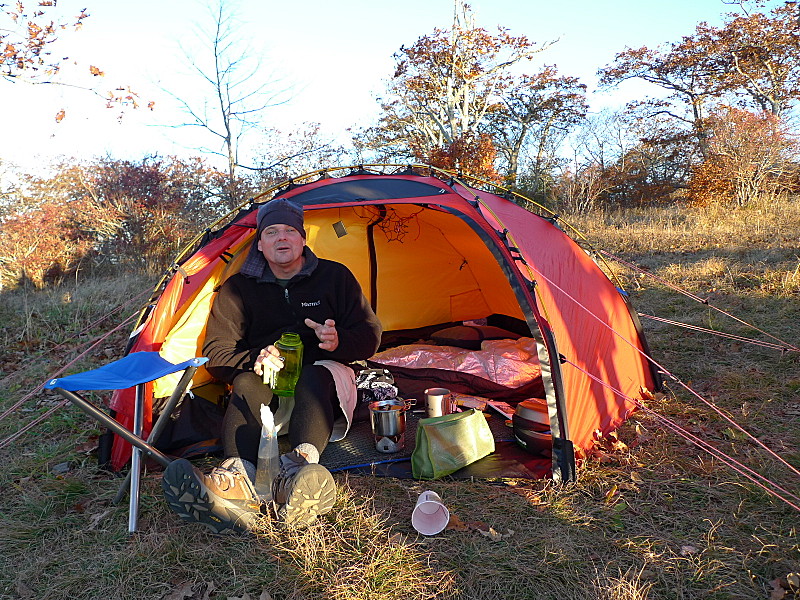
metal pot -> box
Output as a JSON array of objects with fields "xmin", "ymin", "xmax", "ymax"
[{"xmin": 368, "ymin": 398, "xmax": 415, "ymax": 453}]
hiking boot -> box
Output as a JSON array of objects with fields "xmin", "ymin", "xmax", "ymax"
[
  {"xmin": 271, "ymin": 446, "xmax": 336, "ymax": 528},
  {"xmin": 161, "ymin": 457, "xmax": 264, "ymax": 534}
]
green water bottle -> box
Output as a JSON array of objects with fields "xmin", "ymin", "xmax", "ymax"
[{"xmin": 272, "ymin": 332, "xmax": 303, "ymax": 396}]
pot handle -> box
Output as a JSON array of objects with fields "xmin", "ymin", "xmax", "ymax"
[{"xmin": 403, "ymin": 398, "xmax": 417, "ymax": 410}]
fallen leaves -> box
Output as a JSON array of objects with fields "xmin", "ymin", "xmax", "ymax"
[
  {"xmin": 74, "ymin": 436, "xmax": 99, "ymax": 455},
  {"xmin": 160, "ymin": 584, "xmax": 273, "ymax": 600},
  {"xmin": 446, "ymin": 513, "xmax": 469, "ymax": 531},
  {"xmin": 476, "ymin": 526, "xmax": 514, "ymax": 541},
  {"xmin": 770, "ymin": 573, "xmax": 800, "ymax": 600},
  {"xmin": 445, "ymin": 513, "xmax": 514, "ymax": 541},
  {"xmin": 604, "ymin": 484, "xmax": 620, "ymax": 505},
  {"xmin": 589, "ymin": 430, "xmax": 631, "ymax": 463},
  {"xmin": 161, "ymin": 581, "xmax": 215, "ymax": 600}
]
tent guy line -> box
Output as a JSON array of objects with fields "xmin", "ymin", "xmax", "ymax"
[
  {"xmin": 600, "ymin": 249, "xmax": 800, "ymax": 353},
  {"xmin": 567, "ymin": 357, "xmax": 800, "ymax": 514},
  {"xmin": 0, "ymin": 287, "xmax": 152, "ymax": 391},
  {"xmin": 639, "ymin": 313, "xmax": 794, "ymax": 353},
  {"xmin": 566, "ymin": 360, "xmax": 800, "ymax": 512},
  {"xmin": 0, "ymin": 309, "xmax": 139, "ymax": 449}
]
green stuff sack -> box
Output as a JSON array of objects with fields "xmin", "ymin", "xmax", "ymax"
[{"xmin": 411, "ymin": 409, "xmax": 496, "ymax": 480}]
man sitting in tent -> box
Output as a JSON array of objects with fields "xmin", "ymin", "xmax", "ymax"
[{"xmin": 161, "ymin": 198, "xmax": 383, "ymax": 533}]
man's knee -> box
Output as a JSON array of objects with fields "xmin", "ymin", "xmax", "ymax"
[{"xmin": 227, "ymin": 371, "xmax": 276, "ymax": 423}]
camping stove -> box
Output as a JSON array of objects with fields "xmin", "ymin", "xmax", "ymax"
[{"xmin": 374, "ymin": 433, "xmax": 405, "ymax": 453}]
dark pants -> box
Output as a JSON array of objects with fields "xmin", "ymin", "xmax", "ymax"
[{"xmin": 221, "ymin": 364, "xmax": 342, "ymax": 465}]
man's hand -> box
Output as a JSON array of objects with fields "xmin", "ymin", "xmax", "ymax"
[
  {"xmin": 305, "ymin": 318, "xmax": 339, "ymax": 352},
  {"xmin": 254, "ymin": 345, "xmax": 284, "ymax": 377}
]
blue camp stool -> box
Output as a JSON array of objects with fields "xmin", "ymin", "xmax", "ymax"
[{"xmin": 44, "ymin": 352, "xmax": 208, "ymax": 533}]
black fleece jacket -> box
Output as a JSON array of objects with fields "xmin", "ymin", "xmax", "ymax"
[{"xmin": 203, "ymin": 248, "xmax": 382, "ymax": 384}]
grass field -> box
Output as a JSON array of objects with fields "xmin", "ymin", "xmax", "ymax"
[{"xmin": 0, "ymin": 198, "xmax": 798, "ymax": 600}]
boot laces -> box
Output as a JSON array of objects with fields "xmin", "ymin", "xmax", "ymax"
[{"xmin": 208, "ymin": 466, "xmax": 241, "ymax": 491}]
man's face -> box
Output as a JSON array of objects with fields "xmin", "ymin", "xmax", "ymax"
[{"xmin": 257, "ymin": 224, "xmax": 305, "ymax": 272}]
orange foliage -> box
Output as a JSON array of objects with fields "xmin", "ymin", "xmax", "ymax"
[
  {"xmin": 687, "ymin": 159, "xmax": 735, "ymax": 206},
  {"xmin": 0, "ymin": 156, "xmax": 228, "ymax": 288},
  {"xmin": 1, "ymin": 3, "xmax": 144, "ymax": 115},
  {"xmin": 422, "ymin": 132, "xmax": 501, "ymax": 182},
  {"xmin": 688, "ymin": 107, "xmax": 798, "ymax": 206},
  {"xmin": 0, "ymin": 197, "xmax": 118, "ymax": 287}
]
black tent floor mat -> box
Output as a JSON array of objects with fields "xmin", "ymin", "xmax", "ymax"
[{"xmin": 319, "ymin": 410, "xmax": 551, "ymax": 480}]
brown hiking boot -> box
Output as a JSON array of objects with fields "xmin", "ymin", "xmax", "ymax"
[
  {"xmin": 162, "ymin": 457, "xmax": 265, "ymax": 534},
  {"xmin": 271, "ymin": 447, "xmax": 336, "ymax": 528}
]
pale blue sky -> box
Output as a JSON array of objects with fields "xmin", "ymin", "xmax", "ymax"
[{"xmin": 0, "ymin": 0, "xmax": 749, "ymax": 171}]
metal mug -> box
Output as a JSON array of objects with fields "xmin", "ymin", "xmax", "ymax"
[{"xmin": 424, "ymin": 387, "xmax": 455, "ymax": 418}]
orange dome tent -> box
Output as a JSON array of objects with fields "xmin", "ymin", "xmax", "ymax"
[{"xmin": 107, "ymin": 165, "xmax": 659, "ymax": 481}]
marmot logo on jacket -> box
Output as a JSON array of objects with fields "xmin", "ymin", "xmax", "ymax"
[{"xmin": 301, "ymin": 300, "xmax": 321, "ymax": 307}]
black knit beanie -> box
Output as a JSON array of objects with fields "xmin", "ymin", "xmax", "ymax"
[{"xmin": 256, "ymin": 198, "xmax": 306, "ymax": 238}]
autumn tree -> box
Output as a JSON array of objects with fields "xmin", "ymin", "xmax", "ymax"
[
  {"xmin": 688, "ymin": 107, "xmax": 799, "ymax": 206},
  {"xmin": 552, "ymin": 110, "xmax": 629, "ymax": 213},
  {"xmin": 600, "ymin": 4, "xmax": 800, "ymax": 158},
  {"xmin": 552, "ymin": 108, "xmax": 697, "ymax": 210},
  {"xmin": 552, "ymin": 159, "xmax": 611, "ymax": 215},
  {"xmin": 90, "ymin": 156, "xmax": 232, "ymax": 269},
  {"xmin": 1, "ymin": 2, "xmax": 144, "ymax": 119},
  {"xmin": 0, "ymin": 194, "xmax": 111, "ymax": 287},
  {"xmin": 598, "ymin": 28, "xmax": 722, "ymax": 160},
  {"xmin": 486, "ymin": 67, "xmax": 588, "ymax": 190},
  {"xmin": 1, "ymin": 1, "xmax": 89, "ymax": 82},
  {"xmin": 248, "ymin": 123, "xmax": 349, "ymax": 190},
  {"xmin": 711, "ymin": 4, "xmax": 800, "ymax": 116},
  {"xmin": 357, "ymin": 1, "xmax": 550, "ymax": 180}
]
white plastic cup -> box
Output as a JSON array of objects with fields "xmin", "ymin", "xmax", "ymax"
[
  {"xmin": 411, "ymin": 490, "xmax": 450, "ymax": 536},
  {"xmin": 424, "ymin": 387, "xmax": 451, "ymax": 418}
]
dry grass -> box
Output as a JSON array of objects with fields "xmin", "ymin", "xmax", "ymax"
[{"xmin": 1, "ymin": 198, "xmax": 799, "ymax": 600}]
